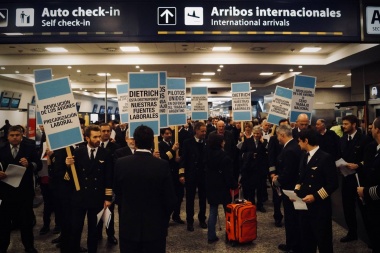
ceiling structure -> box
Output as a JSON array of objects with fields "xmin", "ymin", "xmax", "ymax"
[{"xmin": 0, "ymin": 42, "xmax": 380, "ymax": 105}]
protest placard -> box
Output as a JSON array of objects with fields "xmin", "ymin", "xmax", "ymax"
[
  {"xmin": 159, "ymin": 72, "xmax": 168, "ymax": 128},
  {"xmin": 116, "ymin": 84, "xmax": 129, "ymax": 124},
  {"xmin": 191, "ymin": 87, "xmax": 208, "ymax": 120},
  {"xmin": 231, "ymin": 82, "xmax": 252, "ymax": 121},
  {"xmin": 267, "ymin": 86, "xmax": 293, "ymax": 125},
  {"xmin": 167, "ymin": 78, "xmax": 187, "ymax": 126},
  {"xmin": 289, "ymin": 75, "xmax": 316, "ymax": 122}
]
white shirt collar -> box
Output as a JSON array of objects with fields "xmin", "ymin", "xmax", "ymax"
[
  {"xmin": 308, "ymin": 146, "xmax": 319, "ymax": 160},
  {"xmin": 135, "ymin": 149, "xmax": 151, "ymax": 153},
  {"xmin": 283, "ymin": 138, "xmax": 293, "ymax": 148}
]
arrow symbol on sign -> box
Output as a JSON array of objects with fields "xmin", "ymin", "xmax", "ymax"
[
  {"xmin": 0, "ymin": 12, "xmax": 5, "ymax": 19},
  {"xmin": 160, "ymin": 9, "xmax": 173, "ymax": 23}
]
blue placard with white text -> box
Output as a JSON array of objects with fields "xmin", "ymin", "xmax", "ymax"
[
  {"xmin": 34, "ymin": 69, "xmax": 53, "ymax": 125},
  {"xmin": 159, "ymin": 72, "xmax": 168, "ymax": 128},
  {"xmin": 289, "ymin": 75, "xmax": 316, "ymax": 122},
  {"xmin": 231, "ymin": 82, "xmax": 252, "ymax": 121},
  {"xmin": 267, "ymin": 86, "xmax": 293, "ymax": 125},
  {"xmin": 167, "ymin": 78, "xmax": 187, "ymax": 126},
  {"xmin": 128, "ymin": 72, "xmax": 160, "ymax": 137},
  {"xmin": 191, "ymin": 87, "xmax": 208, "ymax": 120},
  {"xmin": 33, "ymin": 77, "xmax": 83, "ymax": 150}
]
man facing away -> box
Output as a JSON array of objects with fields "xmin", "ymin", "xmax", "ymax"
[{"xmin": 114, "ymin": 125, "xmax": 176, "ymax": 253}]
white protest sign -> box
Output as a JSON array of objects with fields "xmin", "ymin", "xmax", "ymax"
[
  {"xmin": 231, "ymin": 82, "xmax": 252, "ymax": 121},
  {"xmin": 289, "ymin": 75, "xmax": 316, "ymax": 122},
  {"xmin": 267, "ymin": 86, "xmax": 293, "ymax": 125},
  {"xmin": 167, "ymin": 78, "xmax": 187, "ymax": 126}
]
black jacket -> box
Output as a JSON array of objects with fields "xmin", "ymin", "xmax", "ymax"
[{"xmin": 205, "ymin": 148, "xmax": 238, "ymax": 205}]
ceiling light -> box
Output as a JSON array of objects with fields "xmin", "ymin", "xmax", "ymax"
[
  {"xmin": 300, "ymin": 47, "xmax": 322, "ymax": 53},
  {"xmin": 98, "ymin": 91, "xmax": 106, "ymax": 94},
  {"xmin": 3, "ymin": 33, "xmax": 24, "ymax": 36},
  {"xmin": 289, "ymin": 69, "xmax": 293, "ymax": 72},
  {"xmin": 120, "ymin": 46, "xmax": 140, "ymax": 52},
  {"xmin": 135, "ymin": 66, "xmax": 140, "ymax": 69},
  {"xmin": 77, "ymin": 70, "xmax": 81, "ymax": 73},
  {"xmin": 347, "ymin": 73, "xmax": 352, "ymax": 76},
  {"xmin": 200, "ymin": 78, "xmax": 211, "ymax": 81},
  {"xmin": 219, "ymin": 65, "xmax": 224, "ymax": 68},
  {"xmin": 15, "ymin": 70, "xmax": 19, "ymax": 74},
  {"xmin": 1, "ymin": 67, "xmax": 5, "ymax": 70},
  {"xmin": 299, "ymin": 66, "xmax": 303, "ymax": 68},
  {"xmin": 110, "ymin": 79, "xmax": 121, "ymax": 82},
  {"xmin": 203, "ymin": 72, "xmax": 215, "ymax": 76},
  {"xmin": 212, "ymin": 47, "xmax": 231, "ymax": 52},
  {"xmin": 45, "ymin": 47, "xmax": 68, "ymax": 53},
  {"xmin": 260, "ymin": 72, "xmax": 273, "ymax": 76},
  {"xmin": 97, "ymin": 73, "xmax": 111, "ymax": 76},
  {"xmin": 67, "ymin": 66, "xmax": 72, "ymax": 69},
  {"xmin": 251, "ymin": 89, "xmax": 257, "ymax": 92},
  {"xmin": 140, "ymin": 69, "xmax": 144, "ymax": 72},
  {"xmin": 84, "ymin": 89, "xmax": 87, "ymax": 92},
  {"xmin": 80, "ymin": 88, "xmax": 82, "ymax": 90},
  {"xmin": 332, "ymin": 84, "xmax": 345, "ymax": 88},
  {"xmin": 217, "ymin": 69, "xmax": 221, "ymax": 72}
]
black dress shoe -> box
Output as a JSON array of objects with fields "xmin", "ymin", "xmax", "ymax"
[
  {"xmin": 39, "ymin": 226, "xmax": 50, "ymax": 235},
  {"xmin": 340, "ymin": 235, "xmax": 357, "ymax": 242},
  {"xmin": 51, "ymin": 236, "xmax": 61, "ymax": 244},
  {"xmin": 25, "ymin": 247, "xmax": 38, "ymax": 253},
  {"xmin": 187, "ymin": 224, "xmax": 194, "ymax": 231},
  {"xmin": 79, "ymin": 246, "xmax": 88, "ymax": 253},
  {"xmin": 199, "ymin": 221, "xmax": 208, "ymax": 229},
  {"xmin": 278, "ymin": 244, "xmax": 290, "ymax": 252},
  {"xmin": 257, "ymin": 206, "xmax": 267, "ymax": 213},
  {"xmin": 172, "ymin": 217, "xmax": 185, "ymax": 224},
  {"xmin": 107, "ymin": 236, "xmax": 118, "ymax": 245},
  {"xmin": 274, "ymin": 220, "xmax": 282, "ymax": 227},
  {"xmin": 207, "ymin": 237, "xmax": 219, "ymax": 244}
]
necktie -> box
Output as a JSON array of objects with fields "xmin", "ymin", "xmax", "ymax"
[
  {"xmin": 12, "ymin": 146, "xmax": 18, "ymax": 158},
  {"xmin": 90, "ymin": 149, "xmax": 95, "ymax": 160},
  {"xmin": 255, "ymin": 140, "xmax": 258, "ymax": 148},
  {"xmin": 348, "ymin": 135, "xmax": 352, "ymax": 141},
  {"xmin": 101, "ymin": 142, "xmax": 104, "ymax": 148}
]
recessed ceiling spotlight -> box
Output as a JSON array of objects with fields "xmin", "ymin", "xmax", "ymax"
[
  {"xmin": 136, "ymin": 66, "xmax": 140, "ymax": 69},
  {"xmin": 200, "ymin": 78, "xmax": 211, "ymax": 81},
  {"xmin": 212, "ymin": 47, "xmax": 231, "ymax": 52},
  {"xmin": 332, "ymin": 84, "xmax": 345, "ymax": 88},
  {"xmin": 289, "ymin": 69, "xmax": 294, "ymax": 72},
  {"xmin": 259, "ymin": 72, "xmax": 273, "ymax": 76},
  {"xmin": 219, "ymin": 65, "xmax": 224, "ymax": 68},
  {"xmin": 300, "ymin": 47, "xmax": 322, "ymax": 53},
  {"xmin": 347, "ymin": 73, "xmax": 352, "ymax": 76},
  {"xmin": 45, "ymin": 47, "xmax": 68, "ymax": 53},
  {"xmin": 15, "ymin": 70, "xmax": 19, "ymax": 74},
  {"xmin": 140, "ymin": 69, "xmax": 144, "ymax": 72},
  {"xmin": 97, "ymin": 73, "xmax": 111, "ymax": 76},
  {"xmin": 120, "ymin": 46, "xmax": 140, "ymax": 52},
  {"xmin": 67, "ymin": 66, "xmax": 72, "ymax": 69},
  {"xmin": 217, "ymin": 69, "xmax": 221, "ymax": 72},
  {"xmin": 77, "ymin": 70, "xmax": 81, "ymax": 73},
  {"xmin": 298, "ymin": 66, "xmax": 303, "ymax": 68}
]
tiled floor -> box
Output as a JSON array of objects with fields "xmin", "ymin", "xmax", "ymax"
[{"xmin": 7, "ymin": 189, "xmax": 371, "ymax": 253}]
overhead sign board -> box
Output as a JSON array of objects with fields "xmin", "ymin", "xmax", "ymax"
[{"xmin": 0, "ymin": 0, "xmax": 362, "ymax": 43}]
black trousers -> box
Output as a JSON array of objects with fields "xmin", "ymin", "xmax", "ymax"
[
  {"xmin": 341, "ymin": 175, "xmax": 368, "ymax": 237},
  {"xmin": 120, "ymin": 238, "xmax": 166, "ymax": 253},
  {"xmin": 0, "ymin": 198, "xmax": 35, "ymax": 251},
  {"xmin": 282, "ymin": 194, "xmax": 300, "ymax": 252},
  {"xmin": 185, "ymin": 175, "xmax": 207, "ymax": 224},
  {"xmin": 242, "ymin": 176, "xmax": 264, "ymax": 208},
  {"xmin": 40, "ymin": 183, "xmax": 56, "ymax": 227},
  {"xmin": 272, "ymin": 186, "xmax": 283, "ymax": 222},
  {"xmin": 365, "ymin": 203, "xmax": 380, "ymax": 253},
  {"xmin": 171, "ymin": 172, "xmax": 184, "ymax": 219},
  {"xmin": 299, "ymin": 209, "xmax": 333, "ymax": 253},
  {"xmin": 70, "ymin": 206, "xmax": 102, "ymax": 253}
]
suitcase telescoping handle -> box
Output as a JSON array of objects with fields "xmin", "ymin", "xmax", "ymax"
[{"xmin": 231, "ymin": 185, "xmax": 244, "ymax": 204}]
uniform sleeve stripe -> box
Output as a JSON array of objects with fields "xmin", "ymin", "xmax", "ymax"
[
  {"xmin": 295, "ymin": 184, "xmax": 301, "ymax": 190},
  {"xmin": 105, "ymin": 188, "xmax": 113, "ymax": 195},
  {"xmin": 269, "ymin": 166, "xmax": 276, "ymax": 172},
  {"xmin": 179, "ymin": 168, "xmax": 185, "ymax": 174},
  {"xmin": 369, "ymin": 186, "xmax": 380, "ymax": 200},
  {"xmin": 317, "ymin": 187, "xmax": 329, "ymax": 200},
  {"xmin": 166, "ymin": 151, "xmax": 173, "ymax": 160}
]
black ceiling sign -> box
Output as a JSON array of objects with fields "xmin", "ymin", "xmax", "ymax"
[{"xmin": 0, "ymin": 0, "xmax": 364, "ymax": 43}]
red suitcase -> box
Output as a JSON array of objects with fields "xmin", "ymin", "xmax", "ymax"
[{"xmin": 225, "ymin": 193, "xmax": 257, "ymax": 246}]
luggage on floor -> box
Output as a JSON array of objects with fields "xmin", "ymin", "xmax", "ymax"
[{"xmin": 225, "ymin": 192, "xmax": 257, "ymax": 246}]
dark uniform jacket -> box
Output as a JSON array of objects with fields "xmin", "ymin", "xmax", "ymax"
[
  {"xmin": 159, "ymin": 140, "xmax": 178, "ymax": 174},
  {"xmin": 274, "ymin": 138, "xmax": 302, "ymax": 190},
  {"xmin": 179, "ymin": 137, "xmax": 206, "ymax": 182},
  {"xmin": 205, "ymin": 148, "xmax": 238, "ymax": 205},
  {"xmin": 268, "ymin": 135, "xmax": 283, "ymax": 174},
  {"xmin": 295, "ymin": 148, "xmax": 338, "ymax": 214},
  {"xmin": 362, "ymin": 141, "xmax": 380, "ymax": 204},
  {"xmin": 0, "ymin": 142, "xmax": 42, "ymax": 202},
  {"xmin": 208, "ymin": 130, "xmax": 236, "ymax": 161},
  {"xmin": 240, "ymin": 138, "xmax": 269, "ymax": 181},
  {"xmin": 317, "ymin": 129, "xmax": 341, "ymax": 161},
  {"xmin": 114, "ymin": 151, "xmax": 176, "ymax": 241},
  {"xmin": 69, "ymin": 146, "xmax": 113, "ymax": 208},
  {"xmin": 340, "ymin": 131, "xmax": 366, "ymax": 177}
]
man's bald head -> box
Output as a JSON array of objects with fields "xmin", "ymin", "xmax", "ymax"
[
  {"xmin": 296, "ymin": 113, "xmax": 309, "ymax": 130},
  {"xmin": 216, "ymin": 120, "xmax": 225, "ymax": 134}
]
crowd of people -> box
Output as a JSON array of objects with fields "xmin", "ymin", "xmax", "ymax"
[{"xmin": 0, "ymin": 113, "xmax": 379, "ymax": 253}]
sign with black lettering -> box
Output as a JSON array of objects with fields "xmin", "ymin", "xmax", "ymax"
[
  {"xmin": 231, "ymin": 82, "xmax": 252, "ymax": 121},
  {"xmin": 366, "ymin": 6, "xmax": 380, "ymax": 35},
  {"xmin": 191, "ymin": 87, "xmax": 208, "ymax": 120},
  {"xmin": 289, "ymin": 75, "xmax": 316, "ymax": 123}
]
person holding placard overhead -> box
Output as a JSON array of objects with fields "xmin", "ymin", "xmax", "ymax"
[
  {"xmin": 295, "ymin": 128, "xmax": 338, "ymax": 253},
  {"xmin": 0, "ymin": 126, "xmax": 42, "ymax": 253},
  {"xmin": 65, "ymin": 125, "xmax": 113, "ymax": 253}
]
